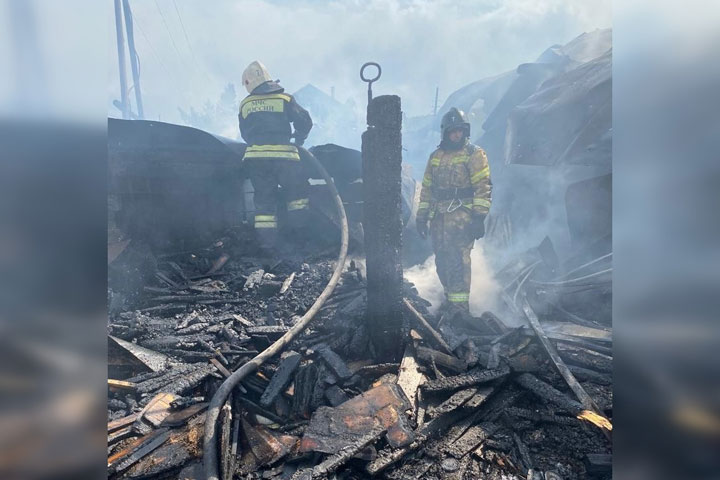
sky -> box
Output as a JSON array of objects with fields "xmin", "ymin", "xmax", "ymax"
[{"xmin": 108, "ymin": 0, "xmax": 611, "ymax": 130}]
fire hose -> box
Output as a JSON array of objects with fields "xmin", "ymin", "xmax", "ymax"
[{"xmin": 203, "ymin": 148, "xmax": 349, "ymax": 480}]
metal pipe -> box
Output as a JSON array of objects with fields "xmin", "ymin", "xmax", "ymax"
[
  {"xmin": 113, "ymin": 0, "xmax": 129, "ymax": 119},
  {"xmin": 512, "ymin": 262, "xmax": 539, "ymax": 306},
  {"xmin": 530, "ymin": 268, "xmax": 612, "ymax": 287},
  {"xmin": 553, "ymin": 253, "xmax": 612, "ymax": 281},
  {"xmin": 121, "ymin": 0, "xmax": 144, "ymax": 119},
  {"xmin": 503, "ymin": 259, "xmax": 542, "ymax": 291},
  {"xmin": 202, "ymin": 149, "xmax": 349, "ymax": 480}
]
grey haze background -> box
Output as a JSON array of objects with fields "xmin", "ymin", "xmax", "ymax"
[{"xmin": 107, "ymin": 0, "xmax": 611, "ymax": 139}]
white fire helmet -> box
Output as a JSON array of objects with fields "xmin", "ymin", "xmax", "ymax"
[{"xmin": 242, "ymin": 61, "xmax": 272, "ymax": 94}]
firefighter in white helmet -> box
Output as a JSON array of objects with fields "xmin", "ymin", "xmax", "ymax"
[{"xmin": 238, "ymin": 61, "xmax": 313, "ymax": 252}]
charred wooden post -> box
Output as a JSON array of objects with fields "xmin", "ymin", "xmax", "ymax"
[{"xmin": 362, "ymin": 94, "xmax": 405, "ymax": 362}]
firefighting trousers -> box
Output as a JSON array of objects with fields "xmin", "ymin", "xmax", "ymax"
[
  {"xmin": 245, "ymin": 157, "xmax": 310, "ymax": 247},
  {"xmin": 430, "ymin": 207, "xmax": 474, "ymax": 311}
]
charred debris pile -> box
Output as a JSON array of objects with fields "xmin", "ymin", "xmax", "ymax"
[{"xmin": 107, "ymin": 235, "xmax": 612, "ymax": 480}]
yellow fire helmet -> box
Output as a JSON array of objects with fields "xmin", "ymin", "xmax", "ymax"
[{"xmin": 242, "ymin": 60, "xmax": 273, "ymax": 94}]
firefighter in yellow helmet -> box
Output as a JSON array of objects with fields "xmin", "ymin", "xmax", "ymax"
[
  {"xmin": 415, "ymin": 107, "xmax": 492, "ymax": 314},
  {"xmin": 238, "ymin": 60, "xmax": 313, "ymax": 251}
]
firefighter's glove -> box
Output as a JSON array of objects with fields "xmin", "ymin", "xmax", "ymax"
[
  {"xmin": 471, "ymin": 213, "xmax": 486, "ymax": 239},
  {"xmin": 293, "ymin": 135, "xmax": 305, "ymax": 147},
  {"xmin": 416, "ymin": 214, "xmax": 429, "ymax": 240}
]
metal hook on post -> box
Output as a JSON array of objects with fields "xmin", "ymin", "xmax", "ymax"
[{"xmin": 360, "ymin": 62, "xmax": 382, "ymax": 106}]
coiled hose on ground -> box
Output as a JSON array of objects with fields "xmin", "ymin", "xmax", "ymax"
[{"xmin": 203, "ymin": 149, "xmax": 350, "ymax": 480}]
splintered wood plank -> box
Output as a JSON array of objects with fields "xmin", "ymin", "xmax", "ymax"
[
  {"xmin": 396, "ymin": 346, "xmax": 425, "ymax": 413},
  {"xmin": 108, "ymin": 428, "xmax": 167, "ymax": 468},
  {"xmin": 108, "ymin": 379, "xmax": 137, "ymax": 391},
  {"xmin": 108, "ymin": 412, "xmax": 140, "ymax": 433},
  {"xmin": 108, "ymin": 425, "xmax": 134, "ymax": 446},
  {"xmin": 140, "ymin": 392, "xmax": 178, "ymax": 427}
]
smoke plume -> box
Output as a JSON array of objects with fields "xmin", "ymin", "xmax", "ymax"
[{"xmin": 404, "ymin": 241, "xmax": 501, "ymax": 316}]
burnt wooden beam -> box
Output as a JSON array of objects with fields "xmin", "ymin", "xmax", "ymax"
[
  {"xmin": 557, "ymin": 346, "xmax": 613, "ymax": 373},
  {"xmin": 158, "ymin": 364, "xmax": 215, "ymax": 396},
  {"xmin": 443, "ymin": 422, "xmax": 500, "ymax": 458},
  {"xmin": 108, "ymin": 412, "xmax": 140, "ymax": 433},
  {"xmin": 236, "ymin": 397, "xmax": 284, "ymax": 425},
  {"xmin": 246, "ymin": 325, "xmax": 290, "ymax": 337},
  {"xmin": 416, "ymin": 346, "xmax": 467, "ymax": 373},
  {"xmin": 567, "ymin": 364, "xmax": 612, "ymax": 385},
  {"xmin": 429, "ymin": 387, "xmax": 478, "ymax": 417},
  {"xmin": 518, "ymin": 294, "xmax": 612, "ymax": 435},
  {"xmin": 292, "ymin": 425, "xmax": 386, "ymax": 479},
  {"xmin": 422, "ymin": 364, "xmax": 510, "ymax": 393},
  {"xmin": 515, "ymin": 373, "xmax": 584, "ymax": 414},
  {"xmin": 403, "ymin": 298, "xmax": 452, "ymax": 353},
  {"xmin": 366, "ymin": 406, "xmax": 471, "ymax": 475},
  {"xmin": 363, "ymin": 95, "xmax": 405, "ymax": 362},
  {"xmin": 463, "ymin": 384, "xmax": 496, "ymax": 409},
  {"xmin": 311, "ymin": 343, "xmax": 352, "ymax": 380},
  {"xmin": 108, "ymin": 425, "xmax": 134, "ymax": 446},
  {"xmin": 259, "ymin": 351, "xmax": 302, "ymax": 408},
  {"xmin": 108, "ymin": 428, "xmax": 171, "ymax": 475}
]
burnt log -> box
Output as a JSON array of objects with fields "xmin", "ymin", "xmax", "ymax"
[
  {"xmin": 421, "ymin": 365, "xmax": 510, "ymax": 393},
  {"xmin": 416, "ymin": 346, "xmax": 467, "ymax": 373},
  {"xmin": 515, "ymin": 373, "xmax": 584, "ymax": 414}
]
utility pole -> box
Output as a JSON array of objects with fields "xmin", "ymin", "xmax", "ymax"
[
  {"xmin": 114, "ymin": 0, "xmax": 129, "ymax": 119},
  {"xmin": 122, "ymin": 0, "xmax": 144, "ymax": 119},
  {"xmin": 433, "ymin": 86, "xmax": 439, "ymax": 116}
]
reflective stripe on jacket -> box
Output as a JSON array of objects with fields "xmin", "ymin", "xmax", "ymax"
[
  {"xmin": 238, "ymin": 83, "xmax": 312, "ymax": 146},
  {"xmin": 242, "ymin": 144, "xmax": 300, "ymax": 161}
]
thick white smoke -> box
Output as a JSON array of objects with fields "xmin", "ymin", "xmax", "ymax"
[{"xmin": 404, "ymin": 241, "xmax": 501, "ymax": 316}]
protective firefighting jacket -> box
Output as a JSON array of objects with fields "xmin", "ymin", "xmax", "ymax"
[
  {"xmin": 417, "ymin": 140, "xmax": 492, "ymax": 220},
  {"xmin": 238, "ymin": 81, "xmax": 313, "ymax": 161}
]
